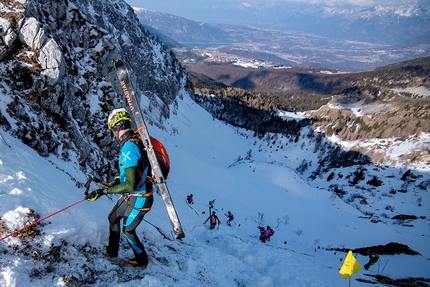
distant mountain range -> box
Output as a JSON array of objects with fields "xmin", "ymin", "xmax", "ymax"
[
  {"xmin": 134, "ymin": 5, "xmax": 430, "ymax": 71},
  {"xmin": 136, "ymin": 4, "xmax": 430, "ymax": 46},
  {"xmin": 254, "ymin": 5, "xmax": 430, "ymax": 46}
]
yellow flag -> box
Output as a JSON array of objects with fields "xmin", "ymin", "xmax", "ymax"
[{"xmin": 339, "ymin": 250, "xmax": 362, "ymax": 279}]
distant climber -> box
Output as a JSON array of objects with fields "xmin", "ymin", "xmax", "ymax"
[
  {"xmin": 204, "ymin": 211, "xmax": 221, "ymax": 230},
  {"xmin": 225, "ymin": 211, "xmax": 234, "ymax": 226},
  {"xmin": 266, "ymin": 226, "xmax": 274, "ymax": 241},
  {"xmin": 258, "ymin": 226, "xmax": 267, "ymax": 243},
  {"xmin": 364, "ymin": 252, "xmax": 379, "ymax": 270},
  {"xmin": 186, "ymin": 194, "xmax": 193, "ymax": 204}
]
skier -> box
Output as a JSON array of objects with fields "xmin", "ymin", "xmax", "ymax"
[
  {"xmin": 85, "ymin": 108, "xmax": 153, "ymax": 267},
  {"xmin": 225, "ymin": 211, "xmax": 234, "ymax": 226},
  {"xmin": 204, "ymin": 211, "xmax": 221, "ymax": 230},
  {"xmin": 364, "ymin": 252, "xmax": 380, "ymax": 270},
  {"xmin": 266, "ymin": 226, "xmax": 274, "ymax": 241},
  {"xmin": 186, "ymin": 194, "xmax": 193, "ymax": 204},
  {"xmin": 258, "ymin": 226, "xmax": 267, "ymax": 243}
]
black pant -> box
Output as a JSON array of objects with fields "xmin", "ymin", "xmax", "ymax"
[
  {"xmin": 364, "ymin": 259, "xmax": 377, "ymax": 270},
  {"xmin": 107, "ymin": 195, "xmax": 153, "ymax": 256}
]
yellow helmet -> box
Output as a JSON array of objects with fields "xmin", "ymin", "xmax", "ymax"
[{"xmin": 107, "ymin": 108, "xmax": 132, "ymax": 130}]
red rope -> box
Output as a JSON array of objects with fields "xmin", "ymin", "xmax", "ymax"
[{"xmin": 0, "ymin": 198, "xmax": 85, "ymax": 241}]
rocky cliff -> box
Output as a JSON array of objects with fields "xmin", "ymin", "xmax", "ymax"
[{"xmin": 0, "ymin": 0, "xmax": 193, "ymax": 178}]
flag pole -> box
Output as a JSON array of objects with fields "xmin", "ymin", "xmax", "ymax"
[{"xmin": 348, "ymin": 250, "xmax": 351, "ymax": 287}]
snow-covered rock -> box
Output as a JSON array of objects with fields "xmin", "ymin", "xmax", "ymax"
[{"xmin": 19, "ymin": 17, "xmax": 46, "ymax": 50}]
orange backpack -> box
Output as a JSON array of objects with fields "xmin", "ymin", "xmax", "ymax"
[
  {"xmin": 129, "ymin": 132, "xmax": 171, "ymax": 180},
  {"xmin": 150, "ymin": 136, "xmax": 170, "ymax": 179}
]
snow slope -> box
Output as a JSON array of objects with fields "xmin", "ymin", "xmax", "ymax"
[{"xmin": 1, "ymin": 92, "xmax": 430, "ymax": 286}]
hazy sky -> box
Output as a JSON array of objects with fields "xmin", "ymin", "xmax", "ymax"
[
  {"xmin": 125, "ymin": 0, "xmax": 429, "ymax": 23},
  {"xmin": 125, "ymin": 0, "xmax": 426, "ymax": 7}
]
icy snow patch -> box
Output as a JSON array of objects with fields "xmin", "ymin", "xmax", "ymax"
[
  {"xmin": 328, "ymin": 100, "xmax": 391, "ymax": 117},
  {"xmin": 393, "ymin": 86, "xmax": 430, "ymax": 98},
  {"xmin": 277, "ymin": 109, "xmax": 307, "ymax": 121}
]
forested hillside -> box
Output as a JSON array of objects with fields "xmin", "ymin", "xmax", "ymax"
[{"xmin": 193, "ymin": 57, "xmax": 430, "ymax": 138}]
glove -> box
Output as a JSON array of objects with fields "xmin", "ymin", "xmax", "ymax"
[
  {"xmin": 85, "ymin": 189, "xmax": 105, "ymax": 201},
  {"xmin": 108, "ymin": 176, "xmax": 120, "ymax": 187}
]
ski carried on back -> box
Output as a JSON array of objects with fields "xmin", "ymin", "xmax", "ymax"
[{"xmin": 113, "ymin": 59, "xmax": 185, "ymax": 240}]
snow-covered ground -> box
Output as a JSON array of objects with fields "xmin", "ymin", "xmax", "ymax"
[
  {"xmin": 1, "ymin": 92, "xmax": 430, "ymax": 286},
  {"xmin": 277, "ymin": 109, "xmax": 307, "ymax": 121},
  {"xmin": 328, "ymin": 100, "xmax": 392, "ymax": 118},
  {"xmin": 392, "ymin": 86, "xmax": 430, "ymax": 98},
  {"xmin": 328, "ymin": 132, "xmax": 430, "ymax": 171}
]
